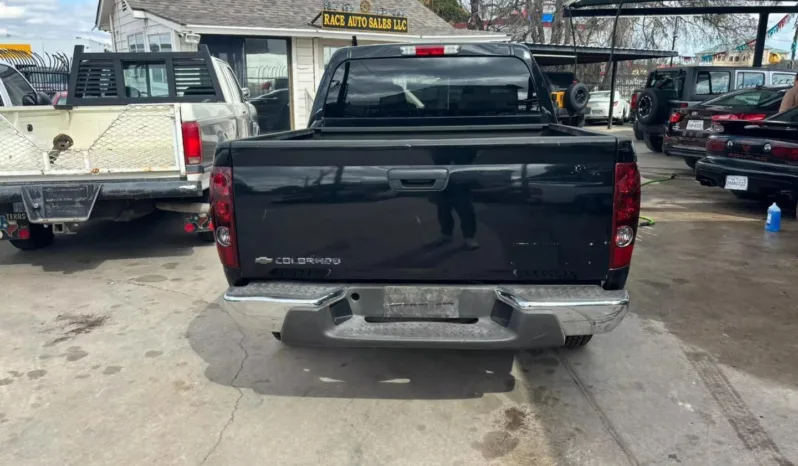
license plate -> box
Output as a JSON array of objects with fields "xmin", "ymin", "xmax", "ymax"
[
  {"xmin": 384, "ymin": 287, "xmax": 458, "ymax": 318},
  {"xmin": 725, "ymin": 176, "xmax": 748, "ymax": 191},
  {"xmin": 686, "ymin": 120, "xmax": 704, "ymax": 131},
  {"xmin": 592, "ymin": 110, "xmax": 603, "ymax": 115},
  {"xmin": 21, "ymin": 184, "xmax": 100, "ymax": 222}
]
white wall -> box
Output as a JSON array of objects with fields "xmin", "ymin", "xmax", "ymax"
[
  {"xmin": 291, "ymin": 37, "xmax": 319, "ymax": 129},
  {"xmin": 110, "ymin": 0, "xmax": 179, "ymax": 53}
]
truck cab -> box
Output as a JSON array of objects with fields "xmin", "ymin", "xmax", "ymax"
[{"xmin": 0, "ymin": 64, "xmax": 45, "ymax": 107}]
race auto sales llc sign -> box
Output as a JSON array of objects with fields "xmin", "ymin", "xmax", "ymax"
[{"xmin": 321, "ymin": 0, "xmax": 407, "ymax": 32}]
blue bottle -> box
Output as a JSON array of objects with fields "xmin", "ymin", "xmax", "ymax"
[{"xmin": 766, "ymin": 202, "xmax": 781, "ymax": 232}]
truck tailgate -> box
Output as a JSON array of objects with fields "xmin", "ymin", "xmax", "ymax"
[
  {"xmin": 232, "ymin": 135, "xmax": 618, "ymax": 283},
  {"xmin": 0, "ymin": 104, "xmax": 183, "ymax": 177}
]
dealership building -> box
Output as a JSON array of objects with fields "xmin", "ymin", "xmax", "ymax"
[{"xmin": 95, "ymin": 0, "xmax": 506, "ymax": 131}]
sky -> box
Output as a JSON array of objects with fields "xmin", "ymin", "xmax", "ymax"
[
  {"xmin": 0, "ymin": 0, "xmax": 110, "ymax": 42},
  {"xmin": 1, "ymin": 0, "xmax": 795, "ymax": 56}
]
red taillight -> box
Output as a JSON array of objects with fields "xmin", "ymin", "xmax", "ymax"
[
  {"xmin": 706, "ymin": 138, "xmax": 726, "ymax": 153},
  {"xmin": 210, "ymin": 166, "xmax": 239, "ymax": 268},
  {"xmin": 679, "ymin": 102, "xmax": 689, "ymax": 108},
  {"xmin": 711, "ymin": 113, "xmax": 767, "ymax": 121},
  {"xmin": 630, "ymin": 93, "xmax": 638, "ymax": 110},
  {"xmin": 610, "ymin": 163, "xmax": 640, "ymax": 270},
  {"xmin": 17, "ymin": 228, "xmax": 30, "ymax": 240},
  {"xmin": 771, "ymin": 144, "xmax": 798, "ymax": 161},
  {"xmin": 669, "ymin": 112, "xmax": 684, "ymax": 124},
  {"xmin": 400, "ymin": 45, "xmax": 461, "ymax": 56},
  {"xmin": 182, "ymin": 122, "xmax": 202, "ymax": 166}
]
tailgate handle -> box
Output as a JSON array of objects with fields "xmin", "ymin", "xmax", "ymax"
[{"xmin": 388, "ymin": 168, "xmax": 449, "ymax": 192}]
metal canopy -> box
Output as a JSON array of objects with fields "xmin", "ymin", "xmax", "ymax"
[
  {"xmin": 526, "ymin": 43, "xmax": 677, "ymax": 66},
  {"xmin": 561, "ymin": 0, "xmax": 795, "ymax": 128},
  {"xmin": 565, "ymin": 5, "xmax": 798, "ymax": 17},
  {"xmin": 565, "ymin": 0, "xmax": 788, "ymax": 8},
  {"xmin": 563, "ymin": 0, "xmax": 797, "ymax": 67}
]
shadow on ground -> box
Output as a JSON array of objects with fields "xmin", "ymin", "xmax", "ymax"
[
  {"xmin": 187, "ymin": 300, "xmax": 517, "ymax": 400},
  {"xmin": 0, "ymin": 212, "xmax": 206, "ymax": 274}
]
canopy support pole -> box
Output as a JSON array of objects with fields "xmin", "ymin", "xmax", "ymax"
[
  {"xmin": 753, "ymin": 13, "xmax": 769, "ymax": 67},
  {"xmin": 606, "ymin": 0, "xmax": 624, "ymax": 129}
]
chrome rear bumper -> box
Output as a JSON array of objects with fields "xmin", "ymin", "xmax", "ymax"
[{"xmin": 222, "ymin": 283, "xmax": 629, "ymax": 349}]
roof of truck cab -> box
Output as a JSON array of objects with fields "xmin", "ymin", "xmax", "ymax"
[{"xmin": 332, "ymin": 42, "xmax": 527, "ymax": 59}]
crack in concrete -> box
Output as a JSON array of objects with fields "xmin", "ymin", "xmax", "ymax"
[
  {"xmin": 200, "ymin": 312, "xmax": 250, "ymax": 465},
  {"xmin": 559, "ymin": 353, "xmax": 640, "ymax": 466}
]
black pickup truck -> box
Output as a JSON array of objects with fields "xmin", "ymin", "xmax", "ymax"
[{"xmin": 212, "ymin": 43, "xmax": 639, "ymax": 350}]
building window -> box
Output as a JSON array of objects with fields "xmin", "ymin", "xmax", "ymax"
[
  {"xmin": 128, "ymin": 33, "xmax": 145, "ymax": 52},
  {"xmin": 244, "ymin": 38, "xmax": 291, "ymax": 133},
  {"xmin": 149, "ymin": 33, "xmax": 172, "ymax": 52}
]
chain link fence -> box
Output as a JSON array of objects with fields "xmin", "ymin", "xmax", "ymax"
[{"xmin": 0, "ymin": 105, "xmax": 179, "ymax": 175}]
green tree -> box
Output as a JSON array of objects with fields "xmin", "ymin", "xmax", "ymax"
[{"xmin": 421, "ymin": 0, "xmax": 470, "ymax": 24}]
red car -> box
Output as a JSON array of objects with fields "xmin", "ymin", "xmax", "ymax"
[
  {"xmin": 51, "ymin": 91, "xmax": 68, "ymax": 105},
  {"xmin": 664, "ymin": 86, "xmax": 789, "ymax": 169}
]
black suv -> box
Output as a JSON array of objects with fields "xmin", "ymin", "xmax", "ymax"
[{"xmin": 632, "ymin": 66, "xmax": 796, "ymax": 152}]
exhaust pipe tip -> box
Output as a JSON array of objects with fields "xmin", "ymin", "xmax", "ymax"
[{"xmin": 697, "ymin": 177, "xmax": 716, "ymax": 187}]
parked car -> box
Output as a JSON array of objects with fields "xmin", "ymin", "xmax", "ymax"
[
  {"xmin": 51, "ymin": 91, "xmax": 68, "ymax": 105},
  {"xmin": 213, "ymin": 43, "xmax": 638, "ymax": 350},
  {"xmin": 696, "ymin": 107, "xmax": 798, "ymax": 210},
  {"xmin": 0, "ymin": 46, "xmax": 258, "ymax": 250},
  {"xmin": 585, "ymin": 90, "xmax": 629, "ymax": 124},
  {"xmin": 631, "ymin": 66, "xmax": 796, "ymax": 150},
  {"xmin": 0, "ymin": 63, "xmax": 51, "ymax": 107},
  {"xmin": 543, "ymin": 71, "xmax": 590, "ymax": 127},
  {"xmin": 665, "ymin": 86, "xmax": 789, "ymax": 169}
]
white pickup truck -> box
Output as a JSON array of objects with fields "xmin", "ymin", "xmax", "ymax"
[{"xmin": 0, "ymin": 46, "xmax": 258, "ymax": 250}]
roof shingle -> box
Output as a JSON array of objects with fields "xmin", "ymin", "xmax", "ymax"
[{"xmin": 126, "ymin": 0, "xmax": 470, "ymax": 36}]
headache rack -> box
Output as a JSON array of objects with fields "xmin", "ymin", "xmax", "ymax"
[{"xmin": 63, "ymin": 44, "xmax": 225, "ymax": 107}]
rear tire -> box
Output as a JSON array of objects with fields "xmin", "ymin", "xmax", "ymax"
[
  {"xmin": 9, "ymin": 224, "xmax": 54, "ymax": 251},
  {"xmin": 562, "ymin": 335, "xmax": 593, "ymax": 349},
  {"xmin": 633, "ymin": 125, "xmax": 643, "ymax": 141},
  {"xmin": 644, "ymin": 133, "xmax": 664, "ymax": 153},
  {"xmin": 198, "ymin": 231, "xmax": 215, "ymax": 243}
]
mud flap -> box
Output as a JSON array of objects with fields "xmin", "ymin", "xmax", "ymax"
[{"xmin": 21, "ymin": 184, "xmax": 101, "ymax": 223}]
